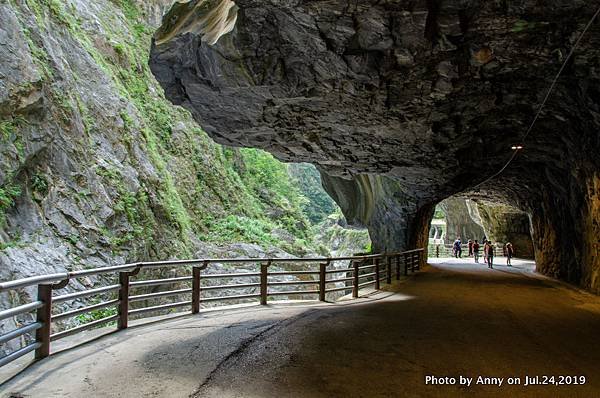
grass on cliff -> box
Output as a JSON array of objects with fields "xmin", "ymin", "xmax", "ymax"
[
  {"xmin": 6, "ymin": 0, "xmax": 324, "ymax": 256},
  {"xmin": 0, "ymin": 184, "xmax": 21, "ymax": 223}
]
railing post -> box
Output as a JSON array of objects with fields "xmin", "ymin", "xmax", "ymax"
[
  {"xmin": 404, "ymin": 253, "xmax": 409, "ymax": 275},
  {"xmin": 396, "ymin": 255, "xmax": 400, "ymax": 280},
  {"xmin": 192, "ymin": 266, "xmax": 201, "ymax": 314},
  {"xmin": 374, "ymin": 258, "xmax": 380, "ymax": 290},
  {"xmin": 260, "ymin": 261, "xmax": 270, "ymax": 305},
  {"xmin": 436, "ymin": 245, "xmax": 440, "ymax": 258},
  {"xmin": 386, "ymin": 256, "xmax": 392, "ymax": 284},
  {"xmin": 352, "ymin": 261, "xmax": 359, "ymax": 298},
  {"xmin": 35, "ymin": 284, "xmax": 52, "ymax": 360},
  {"xmin": 118, "ymin": 271, "xmax": 131, "ymax": 330},
  {"xmin": 319, "ymin": 260, "xmax": 329, "ymax": 302}
]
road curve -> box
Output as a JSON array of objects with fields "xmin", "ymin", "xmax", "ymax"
[{"xmin": 3, "ymin": 258, "xmax": 600, "ymax": 398}]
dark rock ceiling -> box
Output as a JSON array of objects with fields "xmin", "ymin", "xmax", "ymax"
[{"xmin": 150, "ymin": 0, "xmax": 600, "ymax": 292}]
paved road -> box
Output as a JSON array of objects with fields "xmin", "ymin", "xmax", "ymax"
[{"xmin": 3, "ymin": 258, "xmax": 600, "ymax": 397}]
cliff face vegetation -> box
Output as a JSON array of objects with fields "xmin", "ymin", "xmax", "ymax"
[
  {"xmin": 151, "ymin": 0, "xmax": 600, "ymax": 293},
  {"xmin": 0, "ymin": 0, "xmax": 361, "ymax": 285},
  {"xmin": 0, "ymin": 1, "xmax": 379, "ymax": 355}
]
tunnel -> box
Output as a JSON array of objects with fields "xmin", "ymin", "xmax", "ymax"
[
  {"xmin": 149, "ymin": 0, "xmax": 600, "ymax": 294},
  {"xmin": 427, "ymin": 197, "xmax": 535, "ymax": 259}
]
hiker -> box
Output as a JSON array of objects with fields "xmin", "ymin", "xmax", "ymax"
[
  {"xmin": 485, "ymin": 241, "xmax": 494, "ymax": 269},
  {"xmin": 453, "ymin": 238, "xmax": 462, "ymax": 258},
  {"xmin": 473, "ymin": 240, "xmax": 480, "ymax": 263},
  {"xmin": 468, "ymin": 239, "xmax": 474, "ymax": 257},
  {"xmin": 482, "ymin": 238, "xmax": 488, "ymax": 263},
  {"xmin": 506, "ymin": 242, "xmax": 514, "ymax": 266}
]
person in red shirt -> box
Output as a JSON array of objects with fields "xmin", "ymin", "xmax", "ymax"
[
  {"xmin": 506, "ymin": 242, "xmax": 514, "ymax": 266},
  {"xmin": 473, "ymin": 240, "xmax": 480, "ymax": 263},
  {"xmin": 485, "ymin": 241, "xmax": 495, "ymax": 269}
]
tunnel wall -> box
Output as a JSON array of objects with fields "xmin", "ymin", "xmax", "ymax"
[
  {"xmin": 582, "ymin": 173, "xmax": 600, "ymax": 293},
  {"xmin": 529, "ymin": 172, "xmax": 600, "ymax": 294}
]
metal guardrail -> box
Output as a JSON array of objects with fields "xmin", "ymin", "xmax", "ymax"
[{"xmin": 0, "ymin": 249, "xmax": 425, "ymax": 369}]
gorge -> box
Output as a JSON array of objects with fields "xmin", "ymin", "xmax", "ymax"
[
  {"xmin": 2, "ymin": 2, "xmax": 600, "ymax": 396},
  {"xmin": 0, "ymin": 0, "xmax": 370, "ymax": 343}
]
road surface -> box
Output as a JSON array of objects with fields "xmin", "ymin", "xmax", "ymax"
[{"xmin": 3, "ymin": 258, "xmax": 600, "ymax": 397}]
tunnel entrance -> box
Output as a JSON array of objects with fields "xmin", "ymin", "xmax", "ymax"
[{"xmin": 427, "ymin": 197, "xmax": 535, "ymax": 260}]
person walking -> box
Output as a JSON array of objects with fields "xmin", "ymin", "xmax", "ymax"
[
  {"xmin": 506, "ymin": 242, "xmax": 514, "ymax": 266},
  {"xmin": 453, "ymin": 238, "xmax": 462, "ymax": 258},
  {"xmin": 485, "ymin": 241, "xmax": 494, "ymax": 269},
  {"xmin": 482, "ymin": 238, "xmax": 488, "ymax": 264},
  {"xmin": 468, "ymin": 239, "xmax": 474, "ymax": 257},
  {"xmin": 473, "ymin": 240, "xmax": 480, "ymax": 263}
]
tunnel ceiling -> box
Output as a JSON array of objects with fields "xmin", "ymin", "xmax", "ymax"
[
  {"xmin": 150, "ymin": 0, "xmax": 599, "ymax": 202},
  {"xmin": 150, "ymin": 0, "xmax": 600, "ymax": 292}
]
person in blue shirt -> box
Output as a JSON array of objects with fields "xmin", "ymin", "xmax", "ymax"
[{"xmin": 453, "ymin": 238, "xmax": 462, "ymax": 258}]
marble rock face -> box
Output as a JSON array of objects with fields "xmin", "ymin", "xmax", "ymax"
[{"xmin": 150, "ymin": 0, "xmax": 600, "ymax": 292}]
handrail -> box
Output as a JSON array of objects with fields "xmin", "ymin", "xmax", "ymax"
[
  {"xmin": 0, "ymin": 322, "xmax": 42, "ymax": 345},
  {"xmin": 0, "ymin": 273, "xmax": 69, "ymax": 291},
  {"xmin": 53, "ymin": 284, "xmax": 121, "ymax": 303},
  {"xmin": 0, "ymin": 301, "xmax": 44, "ymax": 321},
  {"xmin": 0, "ymin": 248, "xmax": 425, "ymax": 371},
  {"xmin": 0, "ymin": 250, "xmax": 422, "ymax": 293}
]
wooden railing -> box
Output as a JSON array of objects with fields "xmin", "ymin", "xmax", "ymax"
[{"xmin": 0, "ymin": 249, "xmax": 424, "ymax": 368}]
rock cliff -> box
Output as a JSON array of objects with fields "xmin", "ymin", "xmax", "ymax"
[
  {"xmin": 438, "ymin": 197, "xmax": 484, "ymax": 243},
  {"xmin": 476, "ymin": 202, "xmax": 535, "ymax": 259},
  {"xmin": 0, "ymin": 0, "xmax": 354, "ymax": 308},
  {"xmin": 1, "ymin": 0, "xmax": 377, "ymax": 354},
  {"xmin": 150, "ymin": 0, "xmax": 600, "ymax": 292}
]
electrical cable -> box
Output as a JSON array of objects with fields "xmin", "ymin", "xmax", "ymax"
[{"xmin": 470, "ymin": 5, "xmax": 600, "ymax": 191}]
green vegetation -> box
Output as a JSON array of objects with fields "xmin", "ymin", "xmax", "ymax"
[
  {"xmin": 75, "ymin": 305, "xmax": 117, "ymax": 326},
  {"xmin": 433, "ymin": 206, "xmax": 445, "ymax": 219},
  {"xmin": 31, "ymin": 173, "xmax": 49, "ymax": 196},
  {"xmin": 0, "ymin": 115, "xmax": 26, "ymax": 161},
  {"xmin": 4, "ymin": 0, "xmax": 356, "ymax": 258},
  {"xmin": 95, "ymin": 165, "xmax": 156, "ymax": 248},
  {"xmin": 109, "ymin": 0, "xmax": 139, "ymax": 22},
  {"xmin": 0, "ymin": 183, "xmax": 21, "ymax": 224},
  {"xmin": 225, "ymin": 149, "xmax": 311, "ymax": 240},
  {"xmin": 113, "ymin": 42, "xmax": 126, "ymax": 56},
  {"xmin": 0, "ymin": 116, "xmax": 27, "ymax": 141},
  {"xmin": 0, "ymin": 120, "xmax": 17, "ymax": 141},
  {"xmin": 314, "ymin": 211, "xmax": 372, "ymax": 256},
  {"xmin": 0, "ymin": 240, "xmax": 22, "ymax": 251},
  {"xmin": 205, "ymin": 215, "xmax": 280, "ymax": 245},
  {"xmin": 288, "ymin": 163, "xmax": 337, "ymax": 224}
]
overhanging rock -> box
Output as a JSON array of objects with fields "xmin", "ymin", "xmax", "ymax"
[{"xmin": 150, "ymin": 0, "xmax": 600, "ymax": 292}]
